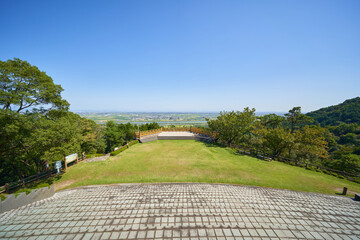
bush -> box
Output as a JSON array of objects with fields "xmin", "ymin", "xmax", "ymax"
[
  {"xmin": 110, "ymin": 140, "xmax": 139, "ymax": 156},
  {"xmin": 110, "ymin": 146, "xmax": 127, "ymax": 156},
  {"xmin": 129, "ymin": 140, "xmax": 139, "ymax": 147}
]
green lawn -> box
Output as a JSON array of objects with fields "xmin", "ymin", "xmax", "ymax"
[{"xmin": 55, "ymin": 140, "xmax": 360, "ymax": 195}]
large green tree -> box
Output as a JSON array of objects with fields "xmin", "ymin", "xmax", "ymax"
[
  {"xmin": 207, "ymin": 107, "xmax": 256, "ymax": 147},
  {"xmin": 0, "ymin": 58, "xmax": 106, "ymax": 185},
  {"xmin": 285, "ymin": 107, "xmax": 313, "ymax": 133},
  {"xmin": 0, "ymin": 58, "xmax": 69, "ymax": 112},
  {"xmin": 255, "ymin": 126, "xmax": 294, "ymax": 159}
]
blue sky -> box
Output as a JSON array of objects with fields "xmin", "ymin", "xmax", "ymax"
[{"xmin": 1, "ymin": 0, "xmax": 359, "ymax": 112}]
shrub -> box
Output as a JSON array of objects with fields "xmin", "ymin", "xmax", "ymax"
[
  {"xmin": 110, "ymin": 140, "xmax": 139, "ymax": 156},
  {"xmin": 110, "ymin": 146, "xmax": 127, "ymax": 156},
  {"xmin": 129, "ymin": 140, "xmax": 139, "ymax": 147}
]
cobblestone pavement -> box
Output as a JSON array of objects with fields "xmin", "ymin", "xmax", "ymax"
[{"xmin": 0, "ymin": 183, "xmax": 359, "ymax": 240}]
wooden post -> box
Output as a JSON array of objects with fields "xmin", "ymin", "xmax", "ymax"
[
  {"xmin": 82, "ymin": 152, "xmax": 86, "ymax": 161},
  {"xmin": 76, "ymin": 153, "xmax": 79, "ymax": 164},
  {"xmin": 342, "ymin": 187, "xmax": 348, "ymax": 195},
  {"xmin": 64, "ymin": 156, "xmax": 67, "ymax": 171},
  {"xmin": 5, "ymin": 183, "xmax": 9, "ymax": 194}
]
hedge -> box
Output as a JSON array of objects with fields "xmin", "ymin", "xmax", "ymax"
[
  {"xmin": 129, "ymin": 140, "xmax": 139, "ymax": 147},
  {"xmin": 110, "ymin": 140, "xmax": 139, "ymax": 156}
]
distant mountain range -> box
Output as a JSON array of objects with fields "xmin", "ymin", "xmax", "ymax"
[{"xmin": 307, "ymin": 97, "xmax": 360, "ymax": 126}]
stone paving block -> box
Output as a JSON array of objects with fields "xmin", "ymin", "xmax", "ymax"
[{"xmin": 109, "ymin": 232, "xmax": 119, "ymax": 239}]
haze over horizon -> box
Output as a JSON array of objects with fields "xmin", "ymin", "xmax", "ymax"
[{"xmin": 1, "ymin": 0, "xmax": 359, "ymax": 113}]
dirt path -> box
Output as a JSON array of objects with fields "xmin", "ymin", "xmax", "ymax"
[{"xmin": 85, "ymin": 153, "xmax": 110, "ymax": 163}]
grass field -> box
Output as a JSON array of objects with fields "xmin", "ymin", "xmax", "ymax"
[{"xmin": 55, "ymin": 140, "xmax": 360, "ymax": 195}]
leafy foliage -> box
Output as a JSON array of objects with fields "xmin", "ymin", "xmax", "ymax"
[
  {"xmin": 110, "ymin": 140, "xmax": 138, "ymax": 156},
  {"xmin": 104, "ymin": 121, "xmax": 136, "ymax": 152},
  {"xmin": 306, "ymin": 98, "xmax": 360, "ymax": 172},
  {"xmin": 207, "ymin": 107, "xmax": 256, "ymax": 147},
  {"xmin": 306, "ymin": 97, "xmax": 360, "ymax": 126},
  {"xmin": 285, "ymin": 107, "xmax": 313, "ymax": 133},
  {"xmin": 0, "ymin": 58, "xmax": 69, "ymax": 113},
  {"xmin": 139, "ymin": 122, "xmax": 161, "ymax": 131},
  {"xmin": 0, "ymin": 59, "xmax": 106, "ymax": 185},
  {"xmin": 208, "ymin": 107, "xmax": 334, "ymax": 176}
]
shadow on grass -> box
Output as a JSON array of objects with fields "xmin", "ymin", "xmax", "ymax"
[{"xmin": 12, "ymin": 174, "xmax": 63, "ymax": 195}]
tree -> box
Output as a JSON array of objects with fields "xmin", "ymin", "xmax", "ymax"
[
  {"xmin": 293, "ymin": 126, "xmax": 329, "ymax": 164},
  {"xmin": 255, "ymin": 126, "xmax": 294, "ymax": 159},
  {"xmin": 0, "ymin": 110, "xmax": 86, "ymax": 184},
  {"xmin": 285, "ymin": 107, "xmax": 313, "ymax": 133},
  {"xmin": 0, "ymin": 58, "xmax": 69, "ymax": 113},
  {"xmin": 139, "ymin": 122, "xmax": 160, "ymax": 131},
  {"xmin": 104, "ymin": 121, "xmax": 126, "ymax": 152},
  {"xmin": 207, "ymin": 107, "xmax": 256, "ymax": 147},
  {"xmin": 259, "ymin": 114, "xmax": 285, "ymax": 129}
]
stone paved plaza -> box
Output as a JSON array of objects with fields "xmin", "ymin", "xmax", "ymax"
[{"xmin": 0, "ymin": 183, "xmax": 359, "ymax": 239}]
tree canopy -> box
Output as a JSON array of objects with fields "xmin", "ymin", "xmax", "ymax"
[
  {"xmin": 0, "ymin": 58, "xmax": 69, "ymax": 113},
  {"xmin": 207, "ymin": 107, "xmax": 256, "ymax": 147},
  {"xmin": 306, "ymin": 97, "xmax": 360, "ymax": 126}
]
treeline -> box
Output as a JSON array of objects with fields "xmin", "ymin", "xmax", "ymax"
[
  {"xmin": 207, "ymin": 107, "xmax": 360, "ymax": 179},
  {"xmin": 307, "ymin": 97, "xmax": 360, "ymax": 126},
  {"xmin": 104, "ymin": 121, "xmax": 160, "ymax": 152}
]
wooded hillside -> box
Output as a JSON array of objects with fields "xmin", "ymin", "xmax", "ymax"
[{"xmin": 306, "ymin": 97, "xmax": 360, "ymax": 126}]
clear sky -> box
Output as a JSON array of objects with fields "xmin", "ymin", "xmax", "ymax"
[{"xmin": 1, "ymin": 0, "xmax": 359, "ymax": 113}]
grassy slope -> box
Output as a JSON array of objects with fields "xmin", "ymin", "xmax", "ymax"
[{"xmin": 56, "ymin": 140, "xmax": 360, "ymax": 195}]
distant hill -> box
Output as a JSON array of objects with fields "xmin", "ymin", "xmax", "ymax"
[{"xmin": 307, "ymin": 97, "xmax": 360, "ymax": 126}]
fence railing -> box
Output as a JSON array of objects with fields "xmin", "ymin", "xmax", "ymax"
[
  {"xmin": 0, "ymin": 153, "xmax": 86, "ymax": 194},
  {"xmin": 135, "ymin": 127, "xmax": 217, "ymax": 139}
]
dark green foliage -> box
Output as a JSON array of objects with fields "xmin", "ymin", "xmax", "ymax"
[
  {"xmin": 104, "ymin": 121, "xmax": 136, "ymax": 152},
  {"xmin": 110, "ymin": 146, "xmax": 127, "ymax": 156},
  {"xmin": 307, "ymin": 98, "xmax": 360, "ymax": 175},
  {"xmin": 207, "ymin": 107, "xmax": 256, "ymax": 147},
  {"xmin": 259, "ymin": 114, "xmax": 285, "ymax": 129},
  {"xmin": 0, "ymin": 58, "xmax": 107, "ymax": 185},
  {"xmin": 208, "ymin": 105, "xmax": 360, "ymax": 182},
  {"xmin": 0, "ymin": 109, "xmax": 106, "ymax": 185},
  {"xmin": 324, "ymin": 154, "xmax": 360, "ymax": 175},
  {"xmin": 285, "ymin": 107, "xmax": 313, "ymax": 133},
  {"xmin": 307, "ymin": 97, "xmax": 360, "ymax": 126},
  {"xmin": 139, "ymin": 122, "xmax": 160, "ymax": 131},
  {"xmin": 129, "ymin": 140, "xmax": 139, "ymax": 147}
]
